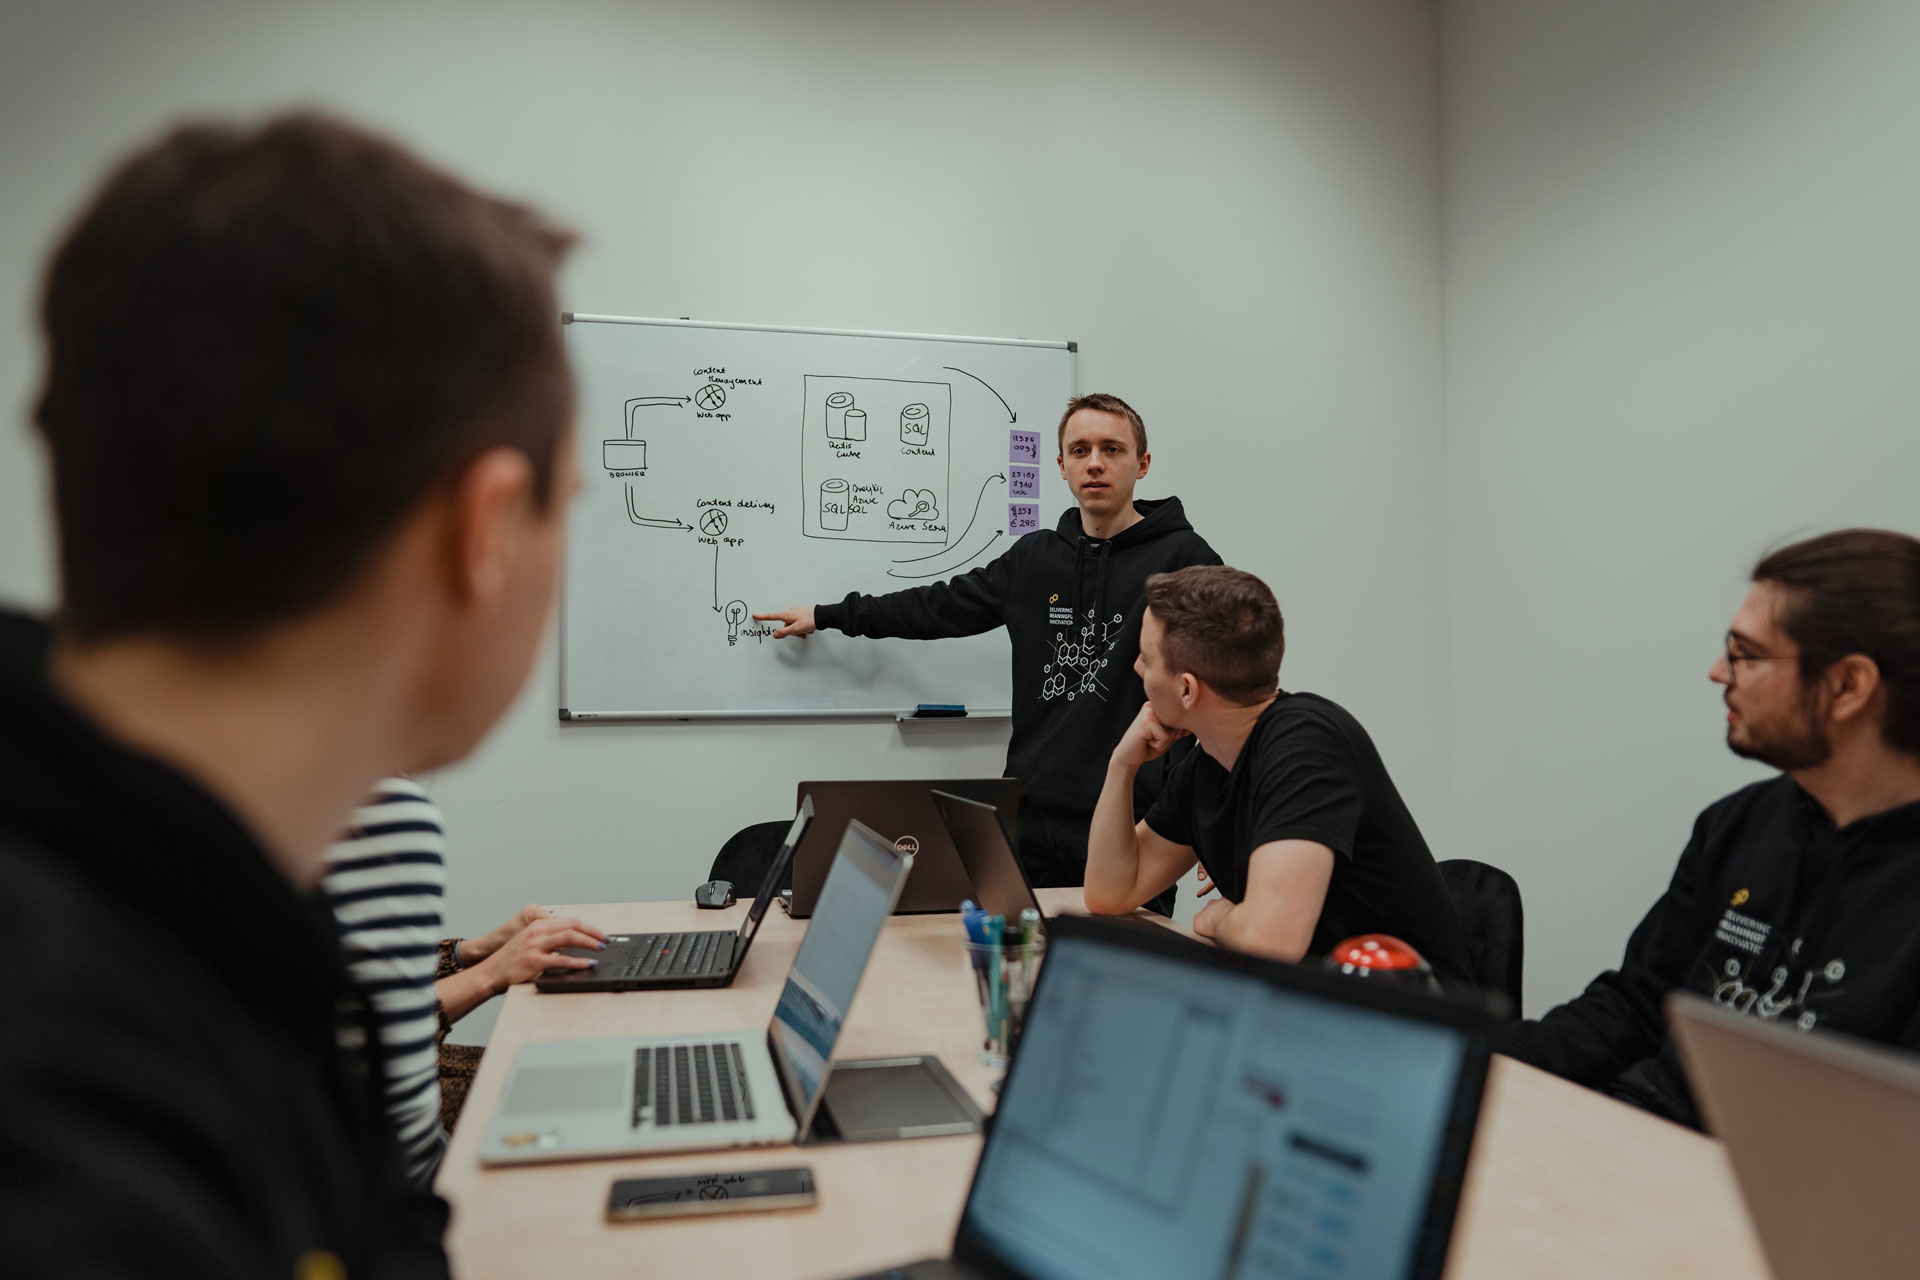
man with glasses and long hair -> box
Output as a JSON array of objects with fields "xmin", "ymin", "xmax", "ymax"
[{"xmin": 1498, "ymin": 529, "xmax": 1920, "ymax": 1129}]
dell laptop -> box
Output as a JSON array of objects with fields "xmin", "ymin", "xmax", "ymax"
[
  {"xmin": 536, "ymin": 796, "xmax": 813, "ymax": 992},
  {"xmin": 482, "ymin": 819, "xmax": 909, "ymax": 1164},
  {"xmin": 788, "ymin": 778, "xmax": 1019, "ymax": 918},
  {"xmin": 1668, "ymin": 993, "xmax": 1920, "ymax": 1280},
  {"xmin": 850, "ymin": 914, "xmax": 1498, "ymax": 1280}
]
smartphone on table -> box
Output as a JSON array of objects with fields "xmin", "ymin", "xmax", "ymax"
[{"xmin": 606, "ymin": 1167, "xmax": 816, "ymax": 1221}]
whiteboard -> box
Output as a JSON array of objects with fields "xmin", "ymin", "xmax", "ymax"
[{"xmin": 559, "ymin": 315, "xmax": 1077, "ymax": 720}]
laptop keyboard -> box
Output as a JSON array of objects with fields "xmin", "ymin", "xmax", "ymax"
[
  {"xmin": 632, "ymin": 1042, "xmax": 756, "ymax": 1128},
  {"xmin": 612, "ymin": 931, "xmax": 728, "ymax": 979}
]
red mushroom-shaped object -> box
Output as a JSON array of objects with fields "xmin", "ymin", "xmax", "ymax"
[{"xmin": 1323, "ymin": 933, "xmax": 1441, "ymax": 994}]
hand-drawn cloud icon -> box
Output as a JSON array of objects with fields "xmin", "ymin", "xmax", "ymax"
[{"xmin": 887, "ymin": 489, "xmax": 940, "ymax": 521}]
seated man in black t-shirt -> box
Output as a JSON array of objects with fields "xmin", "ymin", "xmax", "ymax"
[{"xmin": 1085, "ymin": 565, "xmax": 1472, "ymax": 979}]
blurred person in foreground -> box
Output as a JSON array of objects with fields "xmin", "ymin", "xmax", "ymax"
[{"xmin": 0, "ymin": 113, "xmax": 577, "ymax": 1277}]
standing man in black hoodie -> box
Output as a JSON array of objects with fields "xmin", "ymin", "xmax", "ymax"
[
  {"xmin": 756, "ymin": 393, "xmax": 1220, "ymax": 910},
  {"xmin": 0, "ymin": 116, "xmax": 580, "ymax": 1277},
  {"xmin": 1499, "ymin": 529, "xmax": 1920, "ymax": 1129}
]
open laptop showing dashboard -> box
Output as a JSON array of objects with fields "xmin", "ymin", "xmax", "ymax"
[{"xmin": 851, "ymin": 914, "xmax": 1498, "ymax": 1280}]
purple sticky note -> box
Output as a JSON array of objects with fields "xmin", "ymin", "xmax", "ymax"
[
  {"xmin": 1009, "ymin": 465, "xmax": 1039, "ymax": 498},
  {"xmin": 1009, "ymin": 503, "xmax": 1040, "ymax": 535},
  {"xmin": 1009, "ymin": 430, "xmax": 1040, "ymax": 463}
]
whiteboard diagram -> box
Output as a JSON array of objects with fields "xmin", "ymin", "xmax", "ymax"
[
  {"xmin": 801, "ymin": 375, "xmax": 952, "ymax": 544},
  {"xmin": 559, "ymin": 315, "xmax": 1076, "ymax": 720}
]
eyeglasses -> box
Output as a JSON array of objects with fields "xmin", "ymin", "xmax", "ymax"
[{"xmin": 1723, "ymin": 634, "xmax": 1800, "ymax": 682}]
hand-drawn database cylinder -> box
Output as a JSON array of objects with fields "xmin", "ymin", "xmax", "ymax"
[
  {"xmin": 825, "ymin": 391, "xmax": 865, "ymax": 441},
  {"xmin": 819, "ymin": 478, "xmax": 850, "ymax": 531},
  {"xmin": 899, "ymin": 402, "xmax": 930, "ymax": 446}
]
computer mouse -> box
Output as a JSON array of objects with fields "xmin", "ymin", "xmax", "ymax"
[{"xmin": 694, "ymin": 879, "xmax": 734, "ymax": 909}]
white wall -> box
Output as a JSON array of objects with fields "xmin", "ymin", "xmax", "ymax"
[
  {"xmin": 0, "ymin": 0, "xmax": 1449, "ymax": 1040},
  {"xmin": 1440, "ymin": 0, "xmax": 1920, "ymax": 1012}
]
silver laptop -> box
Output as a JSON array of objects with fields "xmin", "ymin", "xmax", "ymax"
[
  {"xmin": 481, "ymin": 820, "xmax": 911, "ymax": 1164},
  {"xmin": 1668, "ymin": 993, "xmax": 1920, "ymax": 1280}
]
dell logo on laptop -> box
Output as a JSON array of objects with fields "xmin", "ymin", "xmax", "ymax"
[{"xmin": 893, "ymin": 835, "xmax": 920, "ymax": 855}]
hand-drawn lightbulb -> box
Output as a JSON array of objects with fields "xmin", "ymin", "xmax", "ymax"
[{"xmin": 723, "ymin": 599, "xmax": 749, "ymax": 641}]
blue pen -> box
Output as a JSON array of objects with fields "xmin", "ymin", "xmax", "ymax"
[{"xmin": 961, "ymin": 904, "xmax": 991, "ymax": 1009}]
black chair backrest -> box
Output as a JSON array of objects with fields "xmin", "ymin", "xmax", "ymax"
[
  {"xmin": 1438, "ymin": 858, "xmax": 1525, "ymax": 1015},
  {"xmin": 707, "ymin": 820, "xmax": 796, "ymax": 892}
]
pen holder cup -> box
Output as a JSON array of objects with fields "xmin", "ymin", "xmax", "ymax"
[{"xmin": 963, "ymin": 939, "xmax": 1045, "ymax": 1069}]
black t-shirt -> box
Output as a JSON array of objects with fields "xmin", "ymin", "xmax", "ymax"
[{"xmin": 1143, "ymin": 691, "xmax": 1473, "ymax": 983}]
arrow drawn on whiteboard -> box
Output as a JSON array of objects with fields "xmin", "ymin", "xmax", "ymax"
[
  {"xmin": 942, "ymin": 367, "xmax": 1017, "ymax": 422},
  {"xmin": 711, "ymin": 542, "xmax": 722, "ymax": 613},
  {"xmin": 625, "ymin": 486, "xmax": 690, "ymax": 530},
  {"xmin": 888, "ymin": 531, "xmax": 1002, "ymax": 580},
  {"xmin": 893, "ymin": 474, "xmax": 1005, "ymax": 565},
  {"xmin": 624, "ymin": 396, "xmax": 690, "ymax": 440}
]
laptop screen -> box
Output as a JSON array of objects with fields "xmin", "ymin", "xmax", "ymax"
[
  {"xmin": 767, "ymin": 822, "xmax": 906, "ymax": 1127},
  {"xmin": 960, "ymin": 931, "xmax": 1476, "ymax": 1280},
  {"xmin": 737, "ymin": 795, "xmax": 814, "ymax": 944}
]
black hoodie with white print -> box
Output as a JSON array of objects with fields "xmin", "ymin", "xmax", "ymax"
[
  {"xmin": 815, "ymin": 496, "xmax": 1221, "ymax": 885},
  {"xmin": 1498, "ymin": 775, "xmax": 1920, "ymax": 1128}
]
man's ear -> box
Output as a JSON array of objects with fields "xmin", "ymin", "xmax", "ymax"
[
  {"xmin": 1179, "ymin": 672, "xmax": 1201, "ymax": 709},
  {"xmin": 1824, "ymin": 654, "xmax": 1883, "ymax": 726},
  {"xmin": 449, "ymin": 446, "xmax": 537, "ymax": 607},
  {"xmin": 1136, "ymin": 450, "xmax": 1151, "ymax": 480}
]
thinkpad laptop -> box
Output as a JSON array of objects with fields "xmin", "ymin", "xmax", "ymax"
[
  {"xmin": 536, "ymin": 796, "xmax": 813, "ymax": 993},
  {"xmin": 851, "ymin": 914, "xmax": 1498, "ymax": 1280},
  {"xmin": 788, "ymin": 779, "xmax": 1019, "ymax": 918},
  {"xmin": 482, "ymin": 820, "xmax": 909, "ymax": 1164},
  {"xmin": 1668, "ymin": 994, "xmax": 1920, "ymax": 1280}
]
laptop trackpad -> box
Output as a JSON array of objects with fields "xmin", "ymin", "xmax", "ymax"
[{"xmin": 502, "ymin": 1064, "xmax": 627, "ymax": 1115}]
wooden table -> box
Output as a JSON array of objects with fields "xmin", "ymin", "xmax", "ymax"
[{"xmin": 438, "ymin": 889, "xmax": 1769, "ymax": 1279}]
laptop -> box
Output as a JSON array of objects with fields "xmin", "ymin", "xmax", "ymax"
[
  {"xmin": 853, "ymin": 914, "xmax": 1497, "ymax": 1280},
  {"xmin": 535, "ymin": 796, "xmax": 814, "ymax": 992},
  {"xmin": 1668, "ymin": 993, "xmax": 1920, "ymax": 1280},
  {"xmin": 931, "ymin": 788, "xmax": 1047, "ymax": 931},
  {"xmin": 788, "ymin": 778, "xmax": 1019, "ymax": 918},
  {"xmin": 481, "ymin": 819, "xmax": 910, "ymax": 1164}
]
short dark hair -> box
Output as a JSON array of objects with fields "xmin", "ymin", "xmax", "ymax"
[
  {"xmin": 1056, "ymin": 392, "xmax": 1147, "ymax": 455},
  {"xmin": 1145, "ymin": 565, "xmax": 1284, "ymax": 705},
  {"xmin": 34, "ymin": 113, "xmax": 576, "ymax": 643},
  {"xmin": 1753, "ymin": 529, "xmax": 1920, "ymax": 758}
]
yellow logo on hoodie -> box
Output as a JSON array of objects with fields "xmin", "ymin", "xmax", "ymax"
[{"xmin": 1731, "ymin": 888, "xmax": 1750, "ymax": 907}]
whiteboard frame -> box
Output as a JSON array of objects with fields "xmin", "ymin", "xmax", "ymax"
[{"xmin": 556, "ymin": 313, "xmax": 1076, "ymax": 723}]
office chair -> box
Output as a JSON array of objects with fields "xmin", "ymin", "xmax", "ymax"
[
  {"xmin": 1438, "ymin": 858, "xmax": 1525, "ymax": 1015},
  {"xmin": 707, "ymin": 820, "xmax": 795, "ymax": 892}
]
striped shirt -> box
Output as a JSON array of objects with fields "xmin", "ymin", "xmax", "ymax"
[{"xmin": 322, "ymin": 777, "xmax": 447, "ymax": 1185}]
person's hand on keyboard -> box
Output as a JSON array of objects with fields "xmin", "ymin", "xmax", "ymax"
[{"xmin": 477, "ymin": 910, "xmax": 608, "ymax": 989}]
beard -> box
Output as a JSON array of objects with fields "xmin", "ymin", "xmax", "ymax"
[{"xmin": 1727, "ymin": 682, "xmax": 1832, "ymax": 771}]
